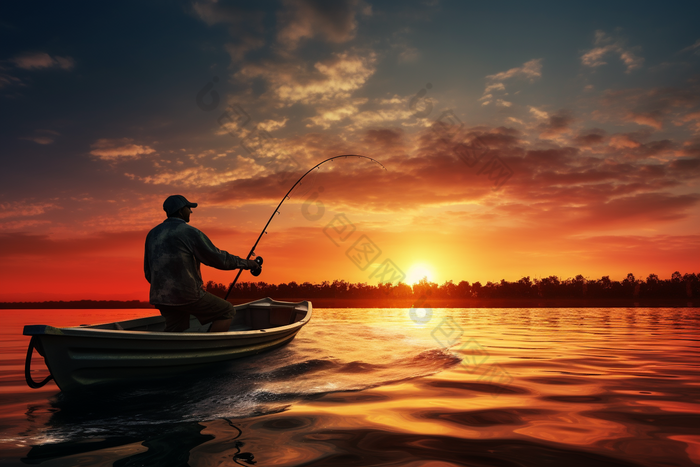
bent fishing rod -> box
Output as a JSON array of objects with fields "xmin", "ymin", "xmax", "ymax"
[{"xmin": 224, "ymin": 154, "xmax": 386, "ymax": 300}]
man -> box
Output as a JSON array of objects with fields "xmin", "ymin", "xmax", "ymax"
[{"xmin": 144, "ymin": 195, "xmax": 261, "ymax": 332}]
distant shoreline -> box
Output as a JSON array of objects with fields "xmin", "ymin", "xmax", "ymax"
[{"xmin": 0, "ymin": 297, "xmax": 697, "ymax": 309}]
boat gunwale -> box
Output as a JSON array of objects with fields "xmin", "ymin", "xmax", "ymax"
[{"xmin": 23, "ymin": 298, "xmax": 312, "ymax": 341}]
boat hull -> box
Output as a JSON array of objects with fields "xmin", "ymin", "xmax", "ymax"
[{"xmin": 24, "ymin": 298, "xmax": 312, "ymax": 392}]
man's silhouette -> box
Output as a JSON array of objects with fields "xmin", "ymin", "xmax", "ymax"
[{"xmin": 144, "ymin": 195, "xmax": 261, "ymax": 332}]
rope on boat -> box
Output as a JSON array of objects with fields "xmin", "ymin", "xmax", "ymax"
[
  {"xmin": 25, "ymin": 336, "xmax": 54, "ymax": 389},
  {"xmin": 223, "ymin": 418, "xmax": 254, "ymax": 466}
]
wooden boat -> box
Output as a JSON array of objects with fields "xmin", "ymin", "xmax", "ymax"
[{"xmin": 23, "ymin": 297, "xmax": 312, "ymax": 392}]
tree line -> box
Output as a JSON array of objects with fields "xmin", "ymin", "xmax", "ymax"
[
  {"xmin": 0, "ymin": 300, "xmax": 151, "ymax": 309},
  {"xmin": 207, "ymin": 271, "xmax": 699, "ymax": 300}
]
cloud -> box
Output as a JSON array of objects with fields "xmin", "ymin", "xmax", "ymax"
[
  {"xmin": 192, "ymin": 1, "xmax": 265, "ymax": 27},
  {"xmin": 609, "ymin": 133, "xmax": 640, "ymax": 149},
  {"xmin": 310, "ymin": 95, "xmax": 417, "ymax": 130},
  {"xmin": 210, "ymin": 152, "xmax": 492, "ymax": 210},
  {"xmin": 0, "ymin": 200, "xmax": 58, "ymax": 220},
  {"xmin": 667, "ymin": 139, "xmax": 700, "ymax": 178},
  {"xmin": 581, "ymin": 30, "xmax": 643, "ymax": 73},
  {"xmin": 486, "ymin": 59, "xmax": 542, "ymax": 83},
  {"xmin": 389, "ymin": 27, "xmax": 420, "ymax": 63},
  {"xmin": 595, "ymin": 85, "xmax": 700, "ymax": 131},
  {"xmin": 528, "ymin": 106, "xmax": 549, "ymax": 120},
  {"xmin": 206, "ymin": 128, "xmax": 511, "ymax": 209},
  {"xmin": 237, "ymin": 51, "xmax": 376, "ymax": 105},
  {"xmin": 576, "ymin": 192, "xmax": 700, "ymax": 227},
  {"xmin": 0, "ymin": 219, "xmax": 52, "ymax": 232},
  {"xmin": 679, "ymin": 111, "xmax": 700, "ymax": 134},
  {"xmin": 225, "ymin": 37, "xmax": 266, "ymax": 62},
  {"xmin": 573, "ymin": 129, "xmax": 607, "ymax": 148},
  {"xmin": 669, "ymin": 156, "xmax": 700, "ymax": 178},
  {"xmin": 625, "ymin": 111, "xmax": 663, "ymax": 129},
  {"xmin": 21, "ymin": 129, "xmax": 60, "ymax": 145},
  {"xmin": 90, "ymin": 138, "xmax": 156, "ymax": 160},
  {"xmin": 538, "ymin": 110, "xmax": 574, "ymax": 140},
  {"xmin": 192, "ymin": 2, "xmax": 266, "ymax": 63},
  {"xmin": 24, "ymin": 136, "xmax": 54, "ymax": 144},
  {"xmin": 276, "ymin": 0, "xmax": 365, "ymax": 49},
  {"xmin": 11, "ymin": 52, "xmax": 75, "ymax": 70},
  {"xmin": 1, "ymin": 53, "xmax": 74, "ymax": 88},
  {"xmin": 484, "ymin": 83, "xmax": 506, "ymax": 94},
  {"xmin": 130, "ymin": 155, "xmax": 267, "ymax": 187},
  {"xmin": 362, "ymin": 128, "xmax": 406, "ymax": 149},
  {"xmin": 0, "ymin": 70, "xmax": 22, "ymax": 88},
  {"xmin": 397, "ymin": 46, "xmax": 420, "ymax": 63},
  {"xmin": 480, "ymin": 59, "xmax": 542, "ymax": 105},
  {"xmin": 200, "ymin": 121, "xmax": 700, "ymax": 235},
  {"xmin": 679, "ymin": 38, "xmax": 700, "ymax": 56},
  {"xmin": 608, "ymin": 134, "xmax": 676, "ymax": 160},
  {"xmin": 193, "ymin": 1, "xmax": 375, "ymax": 130},
  {"xmin": 307, "ymin": 100, "xmax": 367, "ymax": 128},
  {"xmin": 257, "ymin": 118, "xmax": 288, "ymax": 132}
]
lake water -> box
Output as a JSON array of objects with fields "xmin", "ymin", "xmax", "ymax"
[{"xmin": 1, "ymin": 307, "xmax": 699, "ymax": 466}]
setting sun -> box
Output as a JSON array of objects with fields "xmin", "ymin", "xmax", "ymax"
[{"xmin": 405, "ymin": 264, "xmax": 435, "ymax": 285}]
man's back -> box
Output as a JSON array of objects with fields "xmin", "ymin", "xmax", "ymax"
[
  {"xmin": 145, "ymin": 218, "xmax": 244, "ymax": 305},
  {"xmin": 145, "ymin": 196, "xmax": 259, "ymax": 332}
]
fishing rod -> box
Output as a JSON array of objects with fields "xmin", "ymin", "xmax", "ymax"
[{"xmin": 224, "ymin": 154, "xmax": 386, "ymax": 300}]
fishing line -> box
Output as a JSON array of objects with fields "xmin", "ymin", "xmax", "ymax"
[{"xmin": 224, "ymin": 155, "xmax": 386, "ymax": 300}]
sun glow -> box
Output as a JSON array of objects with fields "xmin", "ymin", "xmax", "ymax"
[{"xmin": 405, "ymin": 263, "xmax": 435, "ymax": 285}]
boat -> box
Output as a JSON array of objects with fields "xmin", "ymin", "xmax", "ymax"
[{"xmin": 23, "ymin": 297, "xmax": 312, "ymax": 392}]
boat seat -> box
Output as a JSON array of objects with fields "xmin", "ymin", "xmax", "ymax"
[{"xmin": 269, "ymin": 308, "xmax": 295, "ymax": 326}]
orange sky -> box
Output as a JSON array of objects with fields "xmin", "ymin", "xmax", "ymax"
[{"xmin": 1, "ymin": 2, "xmax": 699, "ymax": 301}]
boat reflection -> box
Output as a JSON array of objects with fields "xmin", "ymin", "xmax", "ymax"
[
  {"xmin": 20, "ymin": 374, "xmax": 260, "ymax": 467},
  {"xmin": 21, "ymin": 418, "xmax": 256, "ymax": 467}
]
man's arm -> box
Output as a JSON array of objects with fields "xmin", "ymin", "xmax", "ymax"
[
  {"xmin": 189, "ymin": 228, "xmax": 256, "ymax": 271},
  {"xmin": 143, "ymin": 240, "xmax": 152, "ymax": 283},
  {"xmin": 144, "ymin": 256, "xmax": 151, "ymax": 283}
]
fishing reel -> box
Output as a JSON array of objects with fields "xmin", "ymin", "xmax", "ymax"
[{"xmin": 250, "ymin": 256, "xmax": 263, "ymax": 276}]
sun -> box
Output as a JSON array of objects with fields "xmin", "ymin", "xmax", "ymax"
[{"xmin": 405, "ymin": 263, "xmax": 435, "ymax": 285}]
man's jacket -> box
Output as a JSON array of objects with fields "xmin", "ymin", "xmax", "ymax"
[{"xmin": 144, "ymin": 218, "xmax": 248, "ymax": 305}]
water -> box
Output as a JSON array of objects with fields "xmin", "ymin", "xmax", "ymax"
[{"xmin": 1, "ymin": 307, "xmax": 699, "ymax": 466}]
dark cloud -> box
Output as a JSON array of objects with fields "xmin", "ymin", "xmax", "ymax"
[
  {"xmin": 538, "ymin": 110, "xmax": 574, "ymax": 139},
  {"xmin": 599, "ymin": 85, "xmax": 700, "ymax": 130},
  {"xmin": 681, "ymin": 138, "xmax": 700, "ymax": 157},
  {"xmin": 192, "ymin": 1, "xmax": 267, "ymax": 63},
  {"xmin": 575, "ymin": 192, "xmax": 700, "ymax": 227},
  {"xmin": 669, "ymin": 156, "xmax": 700, "ymax": 176},
  {"xmin": 191, "ymin": 1, "xmax": 265, "ymax": 28},
  {"xmin": 225, "ymin": 37, "xmax": 266, "ymax": 62},
  {"xmin": 10, "ymin": 52, "xmax": 74, "ymax": 70},
  {"xmin": 204, "ymin": 121, "xmax": 700, "ymax": 234},
  {"xmin": 573, "ymin": 128, "xmax": 606, "ymax": 147},
  {"xmin": 607, "ymin": 133, "xmax": 676, "ymax": 160},
  {"xmin": 277, "ymin": 0, "xmax": 363, "ymax": 48},
  {"xmin": 363, "ymin": 128, "xmax": 405, "ymax": 147}
]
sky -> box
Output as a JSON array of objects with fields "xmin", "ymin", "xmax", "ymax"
[{"xmin": 1, "ymin": 0, "xmax": 699, "ymax": 301}]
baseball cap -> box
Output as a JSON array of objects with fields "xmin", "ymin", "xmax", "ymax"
[{"xmin": 163, "ymin": 195, "xmax": 198, "ymax": 216}]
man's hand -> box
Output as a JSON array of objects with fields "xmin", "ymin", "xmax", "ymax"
[{"xmin": 247, "ymin": 258, "xmax": 262, "ymax": 276}]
